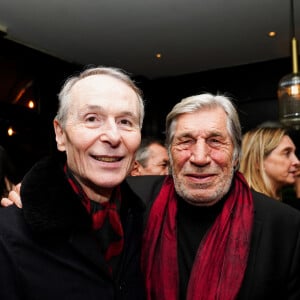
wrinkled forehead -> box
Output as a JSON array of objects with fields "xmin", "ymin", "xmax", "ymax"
[
  {"xmin": 56, "ymin": 75, "xmax": 141, "ymax": 131},
  {"xmin": 68, "ymin": 75, "xmax": 140, "ymax": 111},
  {"xmin": 176, "ymin": 107, "xmax": 229, "ymax": 131},
  {"xmin": 70, "ymin": 74, "xmax": 137, "ymax": 97}
]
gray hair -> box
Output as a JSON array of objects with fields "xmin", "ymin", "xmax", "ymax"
[
  {"xmin": 135, "ymin": 137, "xmax": 166, "ymax": 167},
  {"xmin": 165, "ymin": 93, "xmax": 242, "ymax": 167},
  {"xmin": 55, "ymin": 66, "xmax": 145, "ymax": 128}
]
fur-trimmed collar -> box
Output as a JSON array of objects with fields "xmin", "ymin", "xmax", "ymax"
[{"xmin": 21, "ymin": 156, "xmax": 145, "ymax": 235}]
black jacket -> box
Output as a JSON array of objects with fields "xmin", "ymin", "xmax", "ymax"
[
  {"xmin": 0, "ymin": 157, "xmax": 146, "ymax": 300},
  {"xmin": 127, "ymin": 175, "xmax": 300, "ymax": 300}
]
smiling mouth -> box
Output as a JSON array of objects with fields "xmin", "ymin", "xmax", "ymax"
[
  {"xmin": 187, "ymin": 173, "xmax": 215, "ymax": 179},
  {"xmin": 92, "ymin": 156, "xmax": 122, "ymax": 162}
]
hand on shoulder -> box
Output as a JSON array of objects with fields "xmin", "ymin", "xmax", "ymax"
[{"xmin": 1, "ymin": 183, "xmax": 22, "ymax": 208}]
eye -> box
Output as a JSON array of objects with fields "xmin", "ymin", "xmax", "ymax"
[
  {"xmin": 179, "ymin": 137, "xmax": 193, "ymax": 144},
  {"xmin": 83, "ymin": 114, "xmax": 102, "ymax": 128},
  {"xmin": 284, "ymin": 150, "xmax": 292, "ymax": 157},
  {"xmin": 118, "ymin": 115, "xmax": 140, "ymax": 129},
  {"xmin": 161, "ymin": 162, "xmax": 169, "ymax": 168},
  {"xmin": 120, "ymin": 118, "xmax": 133, "ymax": 126},
  {"xmin": 158, "ymin": 161, "xmax": 168, "ymax": 167},
  {"xmin": 174, "ymin": 137, "xmax": 194, "ymax": 149},
  {"xmin": 85, "ymin": 115, "xmax": 97, "ymax": 122},
  {"xmin": 207, "ymin": 136, "xmax": 223, "ymax": 147},
  {"xmin": 209, "ymin": 138, "xmax": 220, "ymax": 143}
]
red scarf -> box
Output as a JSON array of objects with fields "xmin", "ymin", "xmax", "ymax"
[
  {"xmin": 64, "ymin": 165, "xmax": 124, "ymax": 272},
  {"xmin": 141, "ymin": 172, "xmax": 254, "ymax": 300}
]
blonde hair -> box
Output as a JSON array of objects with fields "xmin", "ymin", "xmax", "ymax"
[{"xmin": 240, "ymin": 127, "xmax": 287, "ymax": 199}]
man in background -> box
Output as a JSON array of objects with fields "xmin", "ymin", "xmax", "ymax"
[{"xmin": 130, "ymin": 137, "xmax": 169, "ymax": 176}]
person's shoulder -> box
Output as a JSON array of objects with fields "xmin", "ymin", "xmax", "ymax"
[
  {"xmin": 126, "ymin": 175, "xmax": 166, "ymax": 204},
  {"xmin": 252, "ymin": 189, "xmax": 297, "ymax": 210},
  {"xmin": 0, "ymin": 206, "xmax": 25, "ymax": 237},
  {"xmin": 126, "ymin": 175, "xmax": 165, "ymax": 186},
  {"xmin": 251, "ymin": 189, "xmax": 300, "ymax": 222},
  {"xmin": 0, "ymin": 205, "xmax": 22, "ymax": 220},
  {"xmin": 22, "ymin": 156, "xmax": 64, "ymax": 185}
]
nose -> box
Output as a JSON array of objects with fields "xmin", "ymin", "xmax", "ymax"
[
  {"xmin": 190, "ymin": 139, "xmax": 211, "ymax": 166},
  {"xmin": 291, "ymin": 152, "xmax": 300, "ymax": 166},
  {"xmin": 99, "ymin": 119, "xmax": 121, "ymax": 146}
]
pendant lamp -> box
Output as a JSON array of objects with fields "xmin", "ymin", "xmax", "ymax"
[{"xmin": 278, "ymin": 0, "xmax": 300, "ymax": 130}]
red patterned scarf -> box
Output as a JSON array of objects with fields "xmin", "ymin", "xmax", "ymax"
[
  {"xmin": 141, "ymin": 172, "xmax": 254, "ymax": 300},
  {"xmin": 64, "ymin": 165, "xmax": 124, "ymax": 274}
]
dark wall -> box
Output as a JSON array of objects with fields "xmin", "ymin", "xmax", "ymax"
[
  {"xmin": 0, "ymin": 38, "xmax": 80, "ymax": 179},
  {"xmin": 0, "ymin": 38, "xmax": 298, "ymax": 179},
  {"xmin": 138, "ymin": 58, "xmax": 293, "ymax": 139}
]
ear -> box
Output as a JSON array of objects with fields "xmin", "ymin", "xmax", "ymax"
[
  {"xmin": 53, "ymin": 119, "xmax": 66, "ymax": 152},
  {"xmin": 233, "ymin": 157, "xmax": 239, "ymax": 170},
  {"xmin": 130, "ymin": 161, "xmax": 142, "ymax": 176}
]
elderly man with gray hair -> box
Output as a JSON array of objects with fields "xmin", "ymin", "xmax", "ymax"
[{"xmin": 136, "ymin": 93, "xmax": 300, "ymax": 300}]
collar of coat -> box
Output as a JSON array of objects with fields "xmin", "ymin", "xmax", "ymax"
[{"xmin": 21, "ymin": 156, "xmax": 145, "ymax": 236}]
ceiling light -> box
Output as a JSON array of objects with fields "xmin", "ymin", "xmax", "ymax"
[
  {"xmin": 268, "ymin": 31, "xmax": 276, "ymax": 37},
  {"xmin": 7, "ymin": 126, "xmax": 15, "ymax": 136},
  {"xmin": 27, "ymin": 100, "xmax": 35, "ymax": 109},
  {"xmin": 278, "ymin": 0, "xmax": 300, "ymax": 130}
]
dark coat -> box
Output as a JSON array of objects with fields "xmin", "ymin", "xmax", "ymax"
[
  {"xmin": 127, "ymin": 175, "xmax": 300, "ymax": 300},
  {"xmin": 0, "ymin": 157, "xmax": 146, "ymax": 300}
]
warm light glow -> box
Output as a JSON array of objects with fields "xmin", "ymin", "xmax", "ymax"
[
  {"xmin": 27, "ymin": 100, "xmax": 35, "ymax": 109},
  {"xmin": 268, "ymin": 31, "xmax": 276, "ymax": 37},
  {"xmin": 7, "ymin": 127, "xmax": 15, "ymax": 136},
  {"xmin": 15, "ymin": 88, "xmax": 26, "ymax": 103},
  {"xmin": 291, "ymin": 84, "xmax": 300, "ymax": 96},
  {"xmin": 278, "ymin": 73, "xmax": 300, "ymax": 129},
  {"xmin": 13, "ymin": 80, "xmax": 33, "ymax": 104},
  {"xmin": 156, "ymin": 53, "xmax": 162, "ymax": 59}
]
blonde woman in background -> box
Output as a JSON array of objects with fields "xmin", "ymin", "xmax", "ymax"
[{"xmin": 240, "ymin": 127, "xmax": 300, "ymax": 200}]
